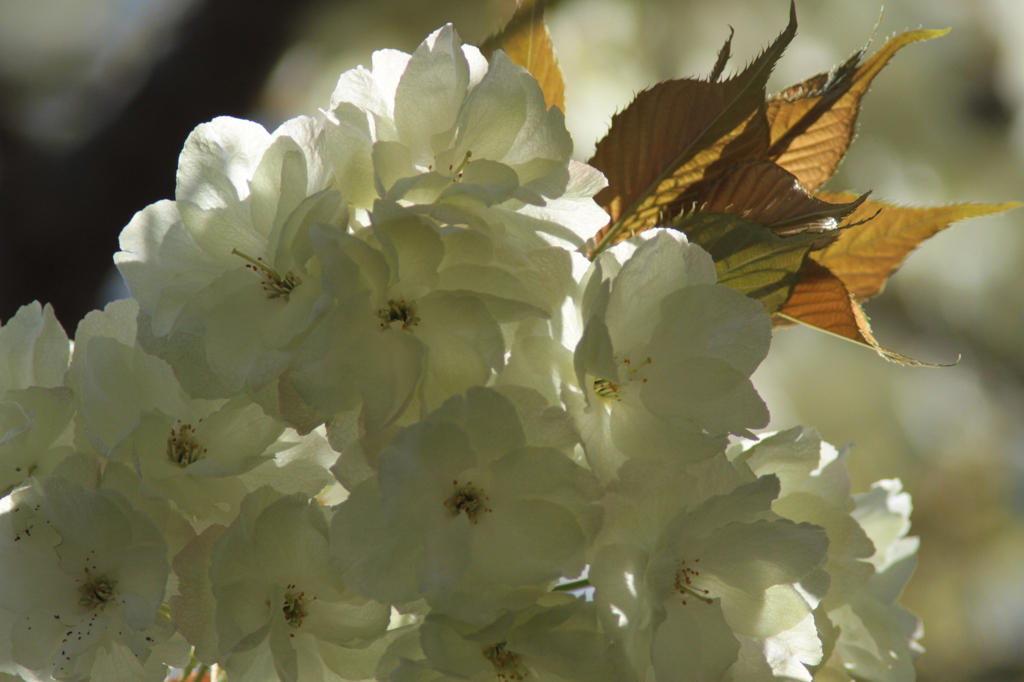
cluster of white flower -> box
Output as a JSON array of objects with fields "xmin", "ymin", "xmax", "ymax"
[{"xmin": 0, "ymin": 26, "xmax": 921, "ymax": 682}]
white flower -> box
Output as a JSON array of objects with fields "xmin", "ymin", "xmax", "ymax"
[
  {"xmin": 0, "ymin": 303, "xmax": 74, "ymax": 495},
  {"xmin": 386, "ymin": 597, "xmax": 622, "ymax": 682},
  {"xmin": 572, "ymin": 230, "xmax": 771, "ymax": 482},
  {"xmin": 589, "ymin": 456, "xmax": 829, "ymax": 682},
  {"xmin": 284, "ymin": 204, "xmax": 542, "ymax": 438},
  {"xmin": 115, "ymin": 115, "xmax": 345, "ymax": 399},
  {"xmin": 324, "ymin": 25, "xmax": 608, "ymax": 250},
  {"xmin": 729, "ymin": 432, "xmax": 924, "ymax": 682},
  {"xmin": 171, "ymin": 487, "xmax": 389, "ymax": 682},
  {"xmin": 331, "ymin": 387, "xmax": 601, "ymax": 623},
  {"xmin": 67, "ymin": 299, "xmax": 289, "ymax": 523},
  {"xmin": 0, "ymin": 302, "xmax": 70, "ymax": 391},
  {"xmin": 730, "ymin": 428, "xmax": 877, "ymax": 611},
  {"xmin": 819, "ymin": 480, "xmax": 921, "ymax": 682},
  {"xmin": 0, "ymin": 476, "xmax": 173, "ymax": 681}
]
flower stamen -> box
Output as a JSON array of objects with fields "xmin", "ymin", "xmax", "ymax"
[
  {"xmin": 283, "ymin": 584, "xmax": 308, "ymax": 628},
  {"xmin": 450, "ymin": 150, "xmax": 472, "ymax": 183},
  {"xmin": 624, "ymin": 356, "xmax": 653, "ymax": 379},
  {"xmin": 167, "ymin": 420, "xmax": 206, "ymax": 467},
  {"xmin": 593, "ymin": 355, "xmax": 654, "ymax": 403},
  {"xmin": 232, "ymin": 249, "xmax": 301, "ymax": 300},
  {"xmin": 593, "ymin": 378, "xmax": 622, "ymax": 401},
  {"xmin": 484, "ymin": 641, "xmax": 527, "ymax": 680},
  {"xmin": 444, "ymin": 480, "xmax": 491, "ymax": 523},
  {"xmin": 674, "ymin": 558, "xmax": 712, "ymax": 606},
  {"xmin": 378, "ymin": 299, "xmax": 420, "ymax": 330},
  {"xmin": 78, "ymin": 571, "xmax": 117, "ymax": 610}
]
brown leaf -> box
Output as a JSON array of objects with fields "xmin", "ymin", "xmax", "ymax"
[
  {"xmin": 777, "ymin": 260, "xmax": 864, "ymax": 339},
  {"xmin": 811, "ymin": 192, "xmax": 1021, "ymax": 299},
  {"xmin": 776, "ymin": 260, "xmax": 941, "ymax": 365},
  {"xmin": 480, "ymin": 1, "xmax": 565, "ymax": 112},
  {"xmin": 588, "ymin": 2, "xmax": 797, "ymax": 255},
  {"xmin": 694, "ymin": 159, "xmax": 867, "ymax": 238},
  {"xmin": 766, "ymin": 29, "xmax": 949, "ymax": 191},
  {"xmin": 709, "ymin": 27, "xmax": 735, "ymax": 83}
]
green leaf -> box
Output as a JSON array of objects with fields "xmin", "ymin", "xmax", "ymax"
[{"xmin": 674, "ymin": 211, "xmax": 823, "ymax": 312}]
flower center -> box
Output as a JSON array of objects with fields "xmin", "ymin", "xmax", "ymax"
[
  {"xmin": 484, "ymin": 641, "xmax": 527, "ymax": 680},
  {"xmin": 378, "ymin": 299, "xmax": 420, "ymax": 331},
  {"xmin": 167, "ymin": 420, "xmax": 206, "ymax": 467},
  {"xmin": 592, "ymin": 356, "xmax": 652, "ymax": 403},
  {"xmin": 232, "ymin": 248, "xmax": 301, "ymax": 300},
  {"xmin": 673, "ymin": 558, "xmax": 712, "ymax": 606},
  {"xmin": 79, "ymin": 571, "xmax": 117, "ymax": 610},
  {"xmin": 283, "ymin": 584, "xmax": 308, "ymax": 628},
  {"xmin": 444, "ymin": 480, "xmax": 491, "ymax": 523}
]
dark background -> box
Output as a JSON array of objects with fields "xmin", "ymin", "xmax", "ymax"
[{"xmin": 0, "ymin": 0, "xmax": 320, "ymax": 329}]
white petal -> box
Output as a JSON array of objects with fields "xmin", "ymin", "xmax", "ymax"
[
  {"xmin": 324, "ymin": 102, "xmax": 376, "ymax": 208},
  {"xmin": 0, "ymin": 302, "xmax": 69, "ymax": 391},
  {"xmin": 651, "ymin": 602, "xmax": 739, "ymax": 682},
  {"xmin": 604, "ymin": 230, "xmax": 716, "ymax": 353},
  {"xmin": 175, "ymin": 116, "xmax": 271, "ymax": 211},
  {"xmin": 394, "ymin": 25, "xmax": 470, "ymax": 165}
]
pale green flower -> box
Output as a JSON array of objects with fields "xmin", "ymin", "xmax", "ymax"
[
  {"xmin": 728, "ymin": 432, "xmax": 924, "ymax": 682},
  {"xmin": 0, "ymin": 303, "xmax": 74, "ymax": 496},
  {"xmin": 115, "ymin": 115, "xmax": 345, "ymax": 399},
  {"xmin": 387, "ymin": 597, "xmax": 622, "ymax": 682},
  {"xmin": 171, "ymin": 487, "xmax": 389, "ymax": 682},
  {"xmin": 67, "ymin": 299, "xmax": 288, "ymax": 523},
  {"xmin": 284, "ymin": 204, "xmax": 542, "ymax": 439},
  {"xmin": 730, "ymin": 428, "xmax": 876, "ymax": 611},
  {"xmin": 818, "ymin": 480, "xmax": 921, "ymax": 682},
  {"xmin": 322, "ymin": 25, "xmax": 607, "ymax": 358},
  {"xmin": 324, "ymin": 25, "xmax": 608, "ymax": 250},
  {"xmin": 331, "ymin": 388, "xmax": 601, "ymax": 623},
  {"xmin": 0, "ymin": 476, "xmax": 174, "ymax": 681},
  {"xmin": 572, "ymin": 230, "xmax": 771, "ymax": 482},
  {"xmin": 589, "ymin": 456, "xmax": 829, "ymax": 682}
]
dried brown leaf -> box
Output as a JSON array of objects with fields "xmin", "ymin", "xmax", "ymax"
[
  {"xmin": 709, "ymin": 27, "xmax": 735, "ymax": 83},
  {"xmin": 588, "ymin": 3, "xmax": 797, "ymax": 255},
  {"xmin": 811, "ymin": 192, "xmax": 1021, "ymax": 299},
  {"xmin": 777, "ymin": 260, "xmax": 941, "ymax": 365},
  {"xmin": 777, "ymin": 260, "xmax": 865, "ymax": 339},
  {"xmin": 694, "ymin": 159, "xmax": 867, "ymax": 238},
  {"xmin": 480, "ymin": 1, "xmax": 565, "ymax": 112},
  {"xmin": 766, "ymin": 29, "xmax": 949, "ymax": 191}
]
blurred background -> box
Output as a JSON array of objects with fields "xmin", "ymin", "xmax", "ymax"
[{"xmin": 0, "ymin": 0, "xmax": 1021, "ymax": 679}]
